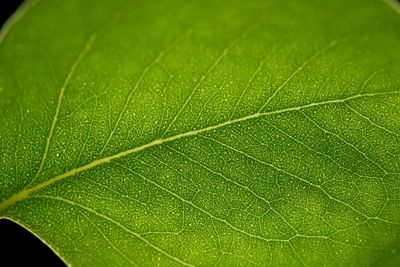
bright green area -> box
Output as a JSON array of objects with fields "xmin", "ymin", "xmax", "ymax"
[{"xmin": 1, "ymin": 0, "xmax": 400, "ymax": 266}]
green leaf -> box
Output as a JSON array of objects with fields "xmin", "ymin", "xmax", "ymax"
[{"xmin": 1, "ymin": 0, "xmax": 400, "ymax": 265}]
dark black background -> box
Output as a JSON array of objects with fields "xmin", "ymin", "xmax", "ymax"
[
  {"xmin": 0, "ymin": 1, "xmax": 66, "ymax": 266},
  {"xmin": 0, "ymin": 0, "xmax": 24, "ymax": 26}
]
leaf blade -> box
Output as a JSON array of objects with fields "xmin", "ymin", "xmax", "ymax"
[{"xmin": 1, "ymin": 0, "xmax": 400, "ymax": 266}]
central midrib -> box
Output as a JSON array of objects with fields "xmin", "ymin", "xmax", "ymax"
[{"xmin": 0, "ymin": 90, "xmax": 397, "ymax": 212}]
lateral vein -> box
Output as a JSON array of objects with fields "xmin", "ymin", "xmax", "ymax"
[
  {"xmin": 0, "ymin": 90, "xmax": 398, "ymax": 211},
  {"xmin": 27, "ymin": 34, "xmax": 97, "ymax": 188}
]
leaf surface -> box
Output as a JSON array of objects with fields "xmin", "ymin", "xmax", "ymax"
[{"xmin": 1, "ymin": 0, "xmax": 400, "ymax": 266}]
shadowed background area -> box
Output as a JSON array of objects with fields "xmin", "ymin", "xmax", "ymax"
[
  {"xmin": 0, "ymin": 0, "xmax": 24, "ymax": 26},
  {"xmin": 0, "ymin": 219, "xmax": 66, "ymax": 266}
]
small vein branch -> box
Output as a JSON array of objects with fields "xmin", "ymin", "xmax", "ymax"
[
  {"xmin": 27, "ymin": 34, "xmax": 97, "ymax": 187},
  {"xmin": 0, "ymin": 90, "xmax": 398, "ymax": 212}
]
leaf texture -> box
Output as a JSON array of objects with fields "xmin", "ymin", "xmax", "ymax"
[{"xmin": 1, "ymin": 0, "xmax": 400, "ymax": 266}]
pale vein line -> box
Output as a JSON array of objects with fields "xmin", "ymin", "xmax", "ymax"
[
  {"xmin": 258, "ymin": 39, "xmax": 347, "ymax": 112},
  {"xmin": 289, "ymin": 241, "xmax": 306, "ymax": 266},
  {"xmin": 33, "ymin": 195, "xmax": 194, "ymax": 267},
  {"xmin": 199, "ymin": 134, "xmax": 371, "ymax": 219},
  {"xmin": 230, "ymin": 53, "xmax": 271, "ymax": 119},
  {"xmin": 164, "ymin": 145, "xmax": 298, "ymax": 233},
  {"xmin": 0, "ymin": 91, "xmax": 399, "ymax": 211},
  {"xmin": 26, "ymin": 34, "xmax": 97, "ymax": 188},
  {"xmin": 200, "ymin": 134, "xmax": 400, "ymax": 226},
  {"xmin": 161, "ymin": 21, "xmax": 260, "ymax": 137},
  {"xmin": 299, "ymin": 110, "xmax": 391, "ymax": 175},
  {"xmin": 192, "ymin": 80, "xmax": 225, "ymax": 126},
  {"xmin": 161, "ymin": 47, "xmax": 228, "ymax": 137},
  {"xmin": 116, "ymin": 162, "xmax": 290, "ymax": 243},
  {"xmin": 135, "ymin": 155, "xmax": 335, "ymax": 247},
  {"xmin": 99, "ymin": 30, "xmax": 191, "ymax": 155},
  {"xmin": 358, "ymin": 68, "xmax": 387, "ymax": 94},
  {"xmin": 99, "ymin": 55, "xmax": 160, "ymax": 155},
  {"xmin": 260, "ymin": 118, "xmax": 382, "ymax": 180},
  {"xmin": 77, "ymin": 209, "xmax": 139, "ymax": 266},
  {"xmin": 343, "ymin": 102, "xmax": 400, "ymax": 137}
]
